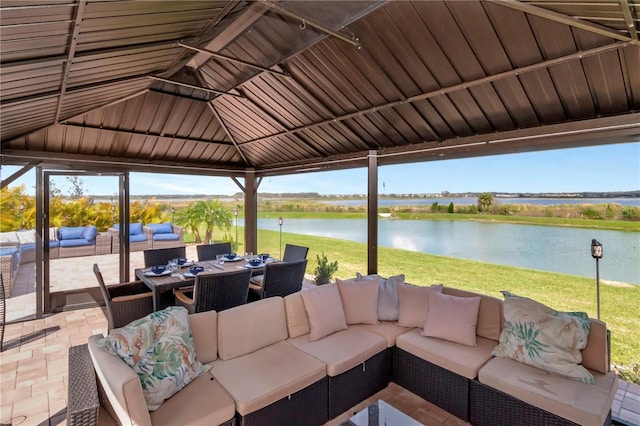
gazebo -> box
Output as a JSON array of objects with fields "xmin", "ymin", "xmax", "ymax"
[{"xmin": 2, "ymin": 0, "xmax": 639, "ymax": 314}]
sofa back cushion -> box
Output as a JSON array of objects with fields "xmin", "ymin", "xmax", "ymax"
[
  {"xmin": 217, "ymin": 297, "xmax": 288, "ymax": 360},
  {"xmin": 148, "ymin": 223, "xmax": 173, "ymax": 234},
  {"xmin": 422, "ymin": 291, "xmax": 481, "ymax": 346},
  {"xmin": 16, "ymin": 230, "xmax": 36, "ymax": 244},
  {"xmin": 83, "ymin": 225, "xmax": 98, "ymax": 241},
  {"xmin": 0, "ymin": 231, "xmax": 20, "ymax": 245},
  {"xmin": 284, "ymin": 292, "xmax": 311, "ymax": 338},
  {"xmin": 300, "ymin": 283, "xmax": 348, "ymax": 341},
  {"xmin": 88, "ymin": 335, "xmax": 151, "ymax": 426},
  {"xmin": 582, "ymin": 318, "xmax": 609, "ymax": 374},
  {"xmin": 114, "ymin": 223, "xmax": 144, "ymax": 235},
  {"xmin": 189, "ymin": 310, "xmax": 218, "ymax": 364},
  {"xmin": 336, "ymin": 277, "xmax": 379, "ymax": 325},
  {"xmin": 443, "ymin": 287, "xmax": 503, "ymax": 341},
  {"xmin": 397, "ymin": 283, "xmax": 444, "ymax": 328},
  {"xmin": 59, "ymin": 226, "xmax": 86, "ymax": 240}
]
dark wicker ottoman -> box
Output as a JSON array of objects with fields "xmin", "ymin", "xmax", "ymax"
[
  {"xmin": 469, "ymin": 379, "xmax": 613, "ymax": 426},
  {"xmin": 328, "ymin": 349, "xmax": 390, "ymax": 419},
  {"xmin": 237, "ymin": 376, "xmax": 328, "ymax": 426},
  {"xmin": 392, "ymin": 346, "xmax": 470, "ymax": 421},
  {"xmin": 67, "ymin": 344, "xmax": 100, "ymax": 426}
]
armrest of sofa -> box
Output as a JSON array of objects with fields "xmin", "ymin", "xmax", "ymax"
[
  {"xmin": 143, "ymin": 226, "xmax": 154, "ymax": 241},
  {"xmin": 68, "ymin": 344, "xmax": 100, "ymax": 426},
  {"xmin": 171, "ymin": 224, "xmax": 184, "ymax": 239}
]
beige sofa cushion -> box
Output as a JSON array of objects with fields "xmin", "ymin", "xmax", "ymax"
[
  {"xmin": 337, "ymin": 277, "xmax": 379, "ymax": 325},
  {"xmin": 478, "ymin": 356, "xmax": 617, "ymax": 426},
  {"xmin": 218, "ymin": 297, "xmax": 288, "ymax": 360},
  {"xmin": 350, "ymin": 322, "xmax": 412, "ymax": 347},
  {"xmin": 284, "ymin": 292, "xmax": 311, "ymax": 338},
  {"xmin": 396, "ymin": 329, "xmax": 496, "ymax": 379},
  {"xmin": 422, "ymin": 291, "xmax": 481, "ymax": 346},
  {"xmin": 189, "ymin": 310, "xmax": 217, "ymax": 364},
  {"xmin": 582, "ymin": 319, "xmax": 609, "ymax": 374},
  {"xmin": 88, "ymin": 335, "xmax": 151, "ymax": 426},
  {"xmin": 397, "ymin": 283, "xmax": 443, "ymax": 328},
  {"xmin": 300, "ymin": 283, "xmax": 348, "ymax": 341},
  {"xmin": 150, "ymin": 370, "xmax": 235, "ymax": 426},
  {"xmin": 288, "ymin": 327, "xmax": 386, "ymax": 377},
  {"xmin": 212, "ymin": 341, "xmax": 326, "ymax": 416},
  {"xmin": 443, "ymin": 287, "xmax": 502, "ymax": 341}
]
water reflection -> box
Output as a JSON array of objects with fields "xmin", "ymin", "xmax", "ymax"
[{"xmin": 254, "ymin": 218, "xmax": 640, "ymax": 284}]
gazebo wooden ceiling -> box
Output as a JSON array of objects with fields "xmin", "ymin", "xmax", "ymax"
[{"xmin": 1, "ymin": 0, "xmax": 639, "ymax": 178}]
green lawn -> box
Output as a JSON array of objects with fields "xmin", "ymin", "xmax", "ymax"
[{"xmin": 244, "ymin": 228, "xmax": 639, "ymax": 369}]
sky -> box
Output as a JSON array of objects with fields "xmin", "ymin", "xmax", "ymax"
[{"xmin": 2, "ymin": 143, "xmax": 639, "ymax": 196}]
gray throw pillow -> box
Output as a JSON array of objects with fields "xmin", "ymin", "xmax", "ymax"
[{"xmin": 377, "ymin": 274, "xmax": 404, "ymax": 321}]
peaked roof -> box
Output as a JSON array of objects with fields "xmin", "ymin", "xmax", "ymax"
[{"xmin": 2, "ymin": 0, "xmax": 639, "ymax": 178}]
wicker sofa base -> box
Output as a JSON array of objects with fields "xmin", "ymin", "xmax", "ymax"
[
  {"xmin": 237, "ymin": 376, "xmax": 328, "ymax": 426},
  {"xmin": 328, "ymin": 348, "xmax": 390, "ymax": 419},
  {"xmin": 469, "ymin": 379, "xmax": 612, "ymax": 426},
  {"xmin": 392, "ymin": 346, "xmax": 470, "ymax": 422}
]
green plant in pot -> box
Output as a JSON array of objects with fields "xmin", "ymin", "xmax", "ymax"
[{"xmin": 314, "ymin": 252, "xmax": 338, "ymax": 285}]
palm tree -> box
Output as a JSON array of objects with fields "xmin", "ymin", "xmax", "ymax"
[
  {"xmin": 477, "ymin": 192, "xmax": 494, "ymax": 213},
  {"xmin": 174, "ymin": 199, "xmax": 232, "ymax": 243}
]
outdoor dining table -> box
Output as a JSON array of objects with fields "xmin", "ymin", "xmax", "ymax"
[{"xmin": 135, "ymin": 258, "xmax": 271, "ymax": 311}]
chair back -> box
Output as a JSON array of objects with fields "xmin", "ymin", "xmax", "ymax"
[
  {"xmin": 143, "ymin": 246, "xmax": 186, "ymax": 267},
  {"xmin": 261, "ymin": 259, "xmax": 308, "ymax": 299},
  {"xmin": 196, "ymin": 242, "xmax": 232, "ymax": 261},
  {"xmin": 193, "ymin": 268, "xmax": 252, "ymax": 313},
  {"xmin": 282, "ymin": 244, "xmax": 309, "ymax": 262},
  {"xmin": 93, "ymin": 263, "xmax": 116, "ymax": 330}
]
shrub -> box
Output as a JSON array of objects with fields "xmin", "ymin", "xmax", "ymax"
[
  {"xmin": 622, "ymin": 207, "xmax": 640, "ymax": 221},
  {"xmin": 314, "ymin": 252, "xmax": 338, "ymax": 285},
  {"xmin": 613, "ymin": 361, "xmax": 640, "ymax": 385},
  {"xmin": 447, "ymin": 202, "xmax": 454, "ymax": 213}
]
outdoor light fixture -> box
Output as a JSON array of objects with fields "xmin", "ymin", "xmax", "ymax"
[
  {"xmin": 20, "ymin": 203, "xmax": 25, "ymax": 229},
  {"xmin": 234, "ymin": 210, "xmax": 239, "ymax": 251},
  {"xmin": 210, "ymin": 210, "xmax": 215, "ymax": 244},
  {"xmin": 278, "ymin": 217, "xmax": 284, "ymax": 260},
  {"xmin": 591, "ymin": 239, "xmax": 603, "ymax": 320},
  {"xmin": 171, "ymin": 207, "xmax": 175, "ymax": 223}
]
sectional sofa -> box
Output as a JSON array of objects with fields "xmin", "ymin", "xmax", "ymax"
[{"xmin": 69, "ymin": 276, "xmax": 618, "ymax": 426}]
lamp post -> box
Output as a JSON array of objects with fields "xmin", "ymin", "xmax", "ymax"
[
  {"xmin": 20, "ymin": 203, "xmax": 25, "ymax": 229},
  {"xmin": 171, "ymin": 207, "xmax": 175, "ymax": 223},
  {"xmin": 591, "ymin": 239, "xmax": 603, "ymax": 320},
  {"xmin": 234, "ymin": 210, "xmax": 238, "ymax": 251},
  {"xmin": 278, "ymin": 217, "xmax": 283, "ymax": 260}
]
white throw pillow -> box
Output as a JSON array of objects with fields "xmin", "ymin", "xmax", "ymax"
[
  {"xmin": 300, "ymin": 283, "xmax": 348, "ymax": 341},
  {"xmin": 377, "ymin": 274, "xmax": 404, "ymax": 321},
  {"xmin": 421, "ymin": 291, "xmax": 481, "ymax": 346}
]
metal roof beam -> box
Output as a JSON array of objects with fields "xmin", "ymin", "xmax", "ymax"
[
  {"xmin": 206, "ymin": 102, "xmax": 253, "ymax": 166},
  {"xmin": 55, "ymin": 0, "xmax": 86, "ymax": 122},
  {"xmin": 489, "ymin": 0, "xmax": 639, "ymax": 45},
  {"xmin": 244, "ymin": 41, "xmax": 631, "ymax": 145},
  {"xmin": 58, "ymin": 123, "xmax": 233, "ymax": 146},
  {"xmin": 179, "ymin": 42, "xmax": 291, "ymax": 78},
  {"xmin": 0, "ymin": 162, "xmax": 38, "ymax": 189},
  {"xmin": 149, "ymin": 76, "xmax": 244, "ymax": 98},
  {"xmin": 619, "ymin": 0, "xmax": 639, "ymax": 40}
]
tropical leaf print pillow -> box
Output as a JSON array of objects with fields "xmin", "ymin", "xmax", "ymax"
[
  {"xmin": 492, "ymin": 291, "xmax": 594, "ymax": 384},
  {"xmin": 100, "ymin": 306, "xmax": 210, "ymax": 410}
]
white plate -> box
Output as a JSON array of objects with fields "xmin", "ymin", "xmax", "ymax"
[
  {"xmin": 144, "ymin": 270, "xmax": 171, "ymax": 277},
  {"xmin": 178, "ymin": 261, "xmax": 195, "ymax": 267}
]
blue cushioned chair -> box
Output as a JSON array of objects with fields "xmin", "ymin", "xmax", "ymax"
[{"xmin": 144, "ymin": 223, "xmax": 184, "ymax": 249}]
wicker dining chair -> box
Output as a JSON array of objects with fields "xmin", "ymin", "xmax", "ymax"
[
  {"xmin": 196, "ymin": 242, "xmax": 232, "ymax": 261},
  {"xmin": 93, "ymin": 264, "xmax": 154, "ymax": 332},
  {"xmin": 283, "ymin": 244, "xmax": 309, "ymax": 262},
  {"xmin": 251, "ymin": 244, "xmax": 309, "ymax": 287},
  {"xmin": 249, "ymin": 258, "xmax": 308, "ymax": 301},
  {"xmin": 174, "ymin": 268, "xmax": 252, "ymax": 314},
  {"xmin": 143, "ymin": 246, "xmax": 186, "ymax": 267}
]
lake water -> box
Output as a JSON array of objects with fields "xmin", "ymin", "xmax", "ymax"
[
  {"xmin": 324, "ymin": 197, "xmax": 640, "ymax": 207},
  {"xmin": 253, "ymin": 218, "xmax": 640, "ymax": 284}
]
